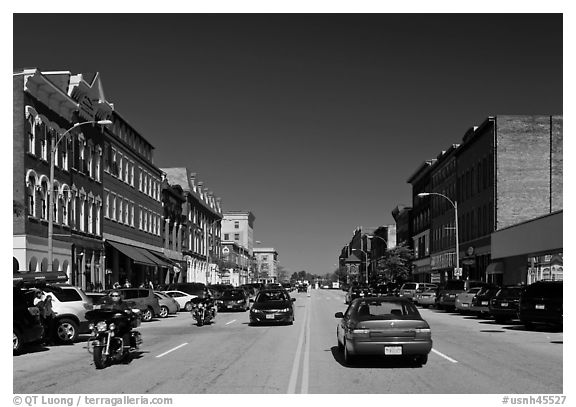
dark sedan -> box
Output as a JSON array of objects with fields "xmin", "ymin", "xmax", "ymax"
[
  {"xmin": 470, "ymin": 285, "xmax": 501, "ymax": 316},
  {"xmin": 345, "ymin": 286, "xmax": 372, "ymax": 304},
  {"xmin": 336, "ymin": 297, "xmax": 432, "ymax": 366},
  {"xmin": 217, "ymin": 289, "xmax": 250, "ymax": 312},
  {"xmin": 519, "ymin": 280, "xmax": 563, "ymax": 329},
  {"xmin": 489, "ymin": 285, "xmax": 524, "ymax": 323},
  {"xmin": 249, "ymin": 289, "xmax": 295, "ymax": 325}
]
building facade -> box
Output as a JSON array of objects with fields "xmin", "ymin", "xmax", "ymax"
[
  {"xmin": 253, "ymin": 248, "xmax": 278, "ymax": 283},
  {"xmin": 221, "ymin": 241, "xmax": 251, "ymax": 286}
]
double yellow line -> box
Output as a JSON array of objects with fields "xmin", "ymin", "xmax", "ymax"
[{"xmin": 287, "ymin": 296, "xmax": 312, "ymax": 394}]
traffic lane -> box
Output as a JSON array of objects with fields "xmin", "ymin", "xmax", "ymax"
[
  {"xmin": 417, "ymin": 307, "xmax": 562, "ymax": 393},
  {"xmin": 13, "ymin": 310, "xmax": 246, "ymax": 393}
]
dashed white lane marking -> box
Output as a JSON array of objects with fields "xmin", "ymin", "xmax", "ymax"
[
  {"xmin": 287, "ymin": 302, "xmax": 310, "ymax": 393},
  {"xmin": 156, "ymin": 343, "xmax": 188, "ymax": 358},
  {"xmin": 225, "ymin": 319, "xmax": 237, "ymax": 325},
  {"xmin": 432, "ymin": 348, "xmax": 458, "ymax": 363},
  {"xmin": 300, "ymin": 300, "xmax": 312, "ymax": 394}
]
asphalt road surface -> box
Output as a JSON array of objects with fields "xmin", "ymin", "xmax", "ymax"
[{"xmin": 13, "ymin": 289, "xmax": 562, "ymax": 394}]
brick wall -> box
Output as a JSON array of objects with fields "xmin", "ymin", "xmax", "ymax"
[
  {"xmin": 13, "ymin": 77, "xmax": 25, "ymax": 235},
  {"xmin": 496, "ymin": 115, "xmax": 552, "ymax": 229},
  {"xmin": 551, "ymin": 115, "xmax": 563, "ymax": 212}
]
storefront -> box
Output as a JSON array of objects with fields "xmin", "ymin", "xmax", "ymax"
[{"xmin": 491, "ymin": 211, "xmax": 562, "ymax": 285}]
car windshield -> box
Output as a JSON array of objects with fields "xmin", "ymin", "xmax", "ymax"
[
  {"xmin": 256, "ymin": 291, "xmax": 289, "ymax": 302},
  {"xmin": 222, "ymin": 290, "xmax": 245, "ymax": 299},
  {"xmin": 355, "ymin": 300, "xmax": 420, "ymax": 319},
  {"xmin": 497, "ymin": 287, "xmax": 523, "ymax": 297},
  {"xmin": 444, "ymin": 281, "xmax": 465, "ymax": 290},
  {"xmin": 402, "ymin": 283, "xmax": 417, "ymax": 290}
]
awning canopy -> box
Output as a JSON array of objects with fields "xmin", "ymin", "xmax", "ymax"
[
  {"xmin": 486, "ymin": 262, "xmax": 504, "ymax": 275},
  {"xmin": 107, "ymin": 241, "xmax": 158, "ymax": 267},
  {"xmin": 145, "ymin": 250, "xmax": 176, "ymax": 268}
]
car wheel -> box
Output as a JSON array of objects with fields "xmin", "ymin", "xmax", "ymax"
[
  {"xmin": 142, "ymin": 308, "xmax": 153, "ymax": 322},
  {"xmin": 159, "ymin": 306, "xmax": 169, "ymax": 318},
  {"xmin": 55, "ymin": 318, "xmax": 78, "ymax": 344},
  {"xmin": 416, "ymin": 354, "xmax": 428, "ymax": 366},
  {"xmin": 422, "ymin": 304, "xmax": 429, "ymax": 309},
  {"xmin": 13, "ymin": 329, "xmax": 23, "ymax": 354},
  {"xmin": 184, "ymin": 302, "xmax": 193, "ymax": 312},
  {"xmin": 343, "ymin": 339, "xmax": 354, "ymax": 366}
]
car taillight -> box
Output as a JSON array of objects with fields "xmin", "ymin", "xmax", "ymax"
[
  {"xmin": 351, "ymin": 329, "xmax": 370, "ymax": 337},
  {"xmin": 415, "ymin": 328, "xmax": 431, "ymax": 339}
]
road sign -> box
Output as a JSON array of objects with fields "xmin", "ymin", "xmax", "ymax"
[{"xmin": 454, "ymin": 267, "xmax": 463, "ymax": 277}]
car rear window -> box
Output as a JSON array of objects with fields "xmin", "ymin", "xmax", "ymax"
[
  {"xmin": 48, "ymin": 288, "xmax": 83, "ymax": 302},
  {"xmin": 402, "ymin": 283, "xmax": 417, "ymax": 290},
  {"xmin": 121, "ymin": 289, "xmax": 139, "ymax": 299},
  {"xmin": 256, "ymin": 291, "xmax": 288, "ymax": 302},
  {"xmin": 498, "ymin": 287, "xmax": 523, "ymax": 297},
  {"xmin": 444, "ymin": 281, "xmax": 465, "ymax": 290},
  {"xmin": 525, "ymin": 282, "xmax": 563, "ymax": 297},
  {"xmin": 356, "ymin": 300, "xmax": 420, "ymax": 318}
]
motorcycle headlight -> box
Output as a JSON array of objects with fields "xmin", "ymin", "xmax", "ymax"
[
  {"xmin": 96, "ymin": 321, "xmax": 108, "ymax": 332},
  {"xmin": 237, "ymin": 300, "xmax": 244, "ymax": 304},
  {"xmin": 88, "ymin": 323, "xmax": 95, "ymax": 331},
  {"xmin": 251, "ymin": 308, "xmax": 260, "ymax": 313},
  {"xmin": 279, "ymin": 308, "xmax": 290, "ymax": 312},
  {"xmin": 109, "ymin": 323, "xmax": 116, "ymax": 331}
]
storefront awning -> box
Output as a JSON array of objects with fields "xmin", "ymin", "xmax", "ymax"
[
  {"xmin": 486, "ymin": 262, "xmax": 504, "ymax": 275},
  {"xmin": 144, "ymin": 250, "xmax": 176, "ymax": 268},
  {"xmin": 107, "ymin": 241, "xmax": 158, "ymax": 267}
]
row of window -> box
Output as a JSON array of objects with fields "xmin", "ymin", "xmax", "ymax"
[
  {"xmin": 459, "ymin": 203, "xmax": 494, "ymax": 242},
  {"xmin": 26, "ymin": 114, "xmax": 102, "ymax": 182},
  {"xmin": 103, "ymin": 190, "xmax": 162, "ymax": 236},
  {"xmin": 26, "ymin": 178, "xmax": 101, "ymax": 236},
  {"xmin": 109, "ymin": 119, "xmax": 153, "ymax": 161},
  {"xmin": 102, "ymin": 143, "xmax": 161, "ymax": 202},
  {"xmin": 223, "ymin": 233, "xmax": 240, "ymax": 241}
]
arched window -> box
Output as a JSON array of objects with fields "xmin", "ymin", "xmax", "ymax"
[
  {"xmin": 80, "ymin": 197, "xmax": 85, "ymax": 232},
  {"xmin": 29, "ymin": 256, "xmax": 38, "ymax": 272},
  {"xmin": 87, "ymin": 144, "xmax": 94, "ymax": 178},
  {"xmin": 95, "ymin": 205, "xmax": 101, "ymax": 236},
  {"xmin": 61, "ymin": 189, "xmax": 69, "ymax": 226},
  {"xmin": 40, "ymin": 178, "xmax": 49, "ymax": 220},
  {"xmin": 26, "ymin": 172, "xmax": 37, "ymax": 217},
  {"xmin": 40, "ymin": 257, "xmax": 48, "ymax": 272},
  {"xmin": 87, "ymin": 201, "xmax": 93, "ymax": 234},
  {"xmin": 94, "ymin": 149, "xmax": 101, "ymax": 182},
  {"xmin": 26, "ymin": 113, "xmax": 35, "ymax": 155}
]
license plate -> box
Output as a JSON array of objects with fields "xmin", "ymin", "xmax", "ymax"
[
  {"xmin": 536, "ymin": 304, "xmax": 545, "ymax": 310},
  {"xmin": 384, "ymin": 346, "xmax": 402, "ymax": 355},
  {"xmin": 449, "ymin": 294, "xmax": 455, "ymax": 298},
  {"xmin": 500, "ymin": 302, "xmax": 508, "ymax": 307},
  {"xmin": 266, "ymin": 314, "xmax": 275, "ymax": 319},
  {"xmin": 482, "ymin": 301, "xmax": 488, "ymax": 306},
  {"xmin": 227, "ymin": 305, "xmax": 233, "ymax": 309},
  {"xmin": 462, "ymin": 303, "xmax": 469, "ymax": 307}
]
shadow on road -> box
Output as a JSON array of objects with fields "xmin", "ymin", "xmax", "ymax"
[
  {"xmin": 329, "ymin": 346, "xmax": 424, "ymax": 369},
  {"xmin": 14, "ymin": 344, "xmax": 50, "ymax": 355}
]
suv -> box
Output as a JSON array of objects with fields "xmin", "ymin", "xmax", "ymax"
[
  {"xmin": 519, "ymin": 280, "xmax": 563, "ymax": 329},
  {"xmin": 13, "ymin": 287, "xmax": 44, "ymax": 354},
  {"xmin": 436, "ymin": 280, "xmax": 486, "ymax": 310},
  {"xmin": 27, "ymin": 284, "xmax": 93, "ymax": 344},
  {"xmin": 114, "ymin": 288, "xmax": 161, "ymax": 322}
]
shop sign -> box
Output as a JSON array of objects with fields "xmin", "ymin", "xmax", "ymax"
[{"xmin": 431, "ymin": 252, "xmax": 454, "ymax": 270}]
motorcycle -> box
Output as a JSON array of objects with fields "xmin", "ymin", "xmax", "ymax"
[
  {"xmin": 191, "ymin": 298, "xmax": 215, "ymax": 326},
  {"xmin": 85, "ymin": 308, "xmax": 142, "ymax": 369}
]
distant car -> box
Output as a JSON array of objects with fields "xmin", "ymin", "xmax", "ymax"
[
  {"xmin": 322, "ymin": 284, "xmax": 331, "ymax": 289},
  {"xmin": 335, "ymin": 296, "xmax": 432, "ymax": 366},
  {"xmin": 412, "ymin": 284, "xmax": 438, "ymax": 304},
  {"xmin": 217, "ymin": 289, "xmax": 250, "ymax": 312},
  {"xmin": 436, "ymin": 280, "xmax": 486, "ymax": 311},
  {"xmin": 281, "ymin": 283, "xmax": 293, "ymax": 291},
  {"xmin": 455, "ymin": 287, "xmax": 482, "ymax": 313},
  {"xmin": 163, "ymin": 290, "xmax": 199, "ymax": 312},
  {"xmin": 415, "ymin": 288, "xmax": 437, "ymax": 308},
  {"xmin": 208, "ymin": 284, "xmax": 234, "ymax": 299},
  {"xmin": 154, "ymin": 291, "xmax": 180, "ymax": 317},
  {"xmin": 249, "ymin": 289, "xmax": 296, "ymax": 325},
  {"xmin": 345, "ymin": 286, "xmax": 371, "ymax": 304},
  {"xmin": 164, "ymin": 283, "xmax": 210, "ymax": 299},
  {"xmin": 111, "ymin": 288, "xmax": 161, "ymax": 322},
  {"xmin": 470, "ymin": 285, "xmax": 501, "ymax": 316},
  {"xmin": 398, "ymin": 282, "xmax": 419, "ymax": 301},
  {"xmin": 13, "ymin": 287, "xmax": 44, "ymax": 354},
  {"xmin": 519, "ymin": 281, "xmax": 563, "ymax": 329},
  {"xmin": 298, "ymin": 284, "xmax": 308, "ymax": 293},
  {"xmin": 489, "ymin": 285, "xmax": 524, "ymax": 323}
]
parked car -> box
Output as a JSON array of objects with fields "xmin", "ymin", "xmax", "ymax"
[
  {"xmin": 13, "ymin": 286, "xmax": 44, "ymax": 354},
  {"xmin": 281, "ymin": 282, "xmax": 293, "ymax": 291},
  {"xmin": 415, "ymin": 288, "xmax": 437, "ymax": 308},
  {"xmin": 111, "ymin": 288, "xmax": 161, "ymax": 322},
  {"xmin": 335, "ymin": 296, "xmax": 432, "ymax": 366},
  {"xmin": 455, "ymin": 287, "xmax": 482, "ymax": 313},
  {"xmin": 162, "ymin": 290, "xmax": 199, "ymax": 312},
  {"xmin": 249, "ymin": 289, "xmax": 296, "ymax": 325},
  {"xmin": 470, "ymin": 285, "xmax": 501, "ymax": 316},
  {"xmin": 25, "ymin": 284, "xmax": 93, "ymax": 344},
  {"xmin": 436, "ymin": 280, "xmax": 486, "ymax": 311},
  {"xmin": 345, "ymin": 286, "xmax": 371, "ymax": 304},
  {"xmin": 208, "ymin": 284, "xmax": 234, "ymax": 299},
  {"xmin": 217, "ymin": 289, "xmax": 250, "ymax": 312},
  {"xmin": 412, "ymin": 284, "xmax": 438, "ymax": 304},
  {"xmin": 154, "ymin": 291, "xmax": 180, "ymax": 317},
  {"xmin": 489, "ymin": 285, "xmax": 524, "ymax": 323},
  {"xmin": 164, "ymin": 283, "xmax": 210, "ymax": 299},
  {"xmin": 519, "ymin": 280, "xmax": 563, "ymax": 329}
]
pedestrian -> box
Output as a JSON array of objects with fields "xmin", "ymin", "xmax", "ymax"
[
  {"xmin": 123, "ymin": 279, "xmax": 131, "ymax": 288},
  {"xmin": 33, "ymin": 289, "xmax": 54, "ymax": 345},
  {"xmin": 113, "ymin": 281, "xmax": 121, "ymax": 289}
]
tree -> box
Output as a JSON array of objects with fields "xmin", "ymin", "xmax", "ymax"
[
  {"xmin": 373, "ymin": 242, "xmax": 414, "ymax": 283},
  {"xmin": 276, "ymin": 264, "xmax": 288, "ymax": 282}
]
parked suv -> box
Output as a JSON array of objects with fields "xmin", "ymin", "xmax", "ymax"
[
  {"xmin": 436, "ymin": 280, "xmax": 486, "ymax": 310},
  {"xmin": 13, "ymin": 287, "xmax": 44, "ymax": 354},
  {"xmin": 114, "ymin": 288, "xmax": 161, "ymax": 322},
  {"xmin": 26, "ymin": 284, "xmax": 93, "ymax": 344},
  {"xmin": 519, "ymin": 280, "xmax": 563, "ymax": 329}
]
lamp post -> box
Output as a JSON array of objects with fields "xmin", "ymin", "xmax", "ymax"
[
  {"xmin": 367, "ymin": 235, "xmax": 388, "ymax": 281},
  {"xmin": 352, "ymin": 248, "xmax": 369, "ymax": 285},
  {"xmin": 48, "ymin": 120, "xmax": 112, "ymax": 271},
  {"xmin": 417, "ymin": 192, "xmax": 460, "ymax": 279}
]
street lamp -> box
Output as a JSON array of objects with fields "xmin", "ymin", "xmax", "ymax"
[
  {"xmin": 352, "ymin": 248, "xmax": 369, "ymax": 285},
  {"xmin": 367, "ymin": 235, "xmax": 388, "ymax": 280},
  {"xmin": 417, "ymin": 192, "xmax": 460, "ymax": 279},
  {"xmin": 48, "ymin": 120, "xmax": 112, "ymax": 271}
]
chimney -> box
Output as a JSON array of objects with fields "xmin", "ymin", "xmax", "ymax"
[
  {"xmin": 197, "ymin": 181, "xmax": 203, "ymax": 197},
  {"xmin": 189, "ymin": 172, "xmax": 197, "ymax": 192}
]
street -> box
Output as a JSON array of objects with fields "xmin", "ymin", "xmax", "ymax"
[{"xmin": 13, "ymin": 289, "xmax": 562, "ymax": 394}]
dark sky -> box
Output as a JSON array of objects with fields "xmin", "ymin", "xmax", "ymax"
[{"xmin": 13, "ymin": 14, "xmax": 563, "ymax": 276}]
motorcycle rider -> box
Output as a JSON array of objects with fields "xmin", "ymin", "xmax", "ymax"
[{"xmin": 102, "ymin": 290, "xmax": 133, "ymax": 349}]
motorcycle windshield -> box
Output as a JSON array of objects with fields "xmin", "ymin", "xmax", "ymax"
[{"xmin": 85, "ymin": 309, "xmax": 125, "ymax": 321}]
